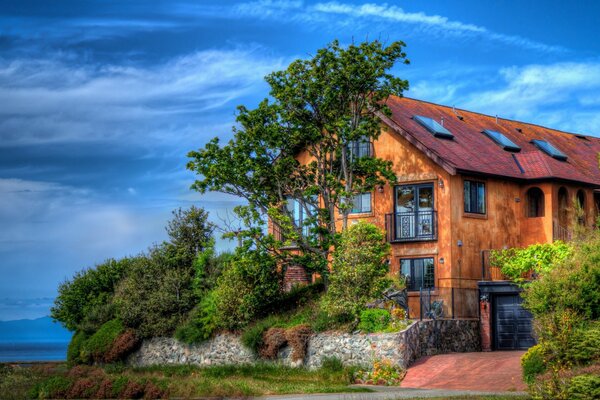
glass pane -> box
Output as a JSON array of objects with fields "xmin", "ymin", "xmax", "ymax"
[
  {"xmin": 413, "ymin": 259, "xmax": 424, "ymax": 289},
  {"xmin": 418, "ymin": 186, "xmax": 433, "ymax": 210},
  {"xmin": 477, "ymin": 183, "xmax": 485, "ymax": 213},
  {"xmin": 361, "ymin": 193, "xmax": 371, "ymax": 212},
  {"xmin": 294, "ymin": 200, "xmax": 302, "ymax": 226},
  {"xmin": 400, "ymin": 259, "xmax": 412, "ymax": 290},
  {"xmin": 464, "ymin": 181, "xmax": 471, "ymax": 213},
  {"xmin": 423, "ymin": 258, "xmax": 435, "ymax": 289},
  {"xmin": 396, "ymin": 186, "xmax": 415, "ymax": 213}
]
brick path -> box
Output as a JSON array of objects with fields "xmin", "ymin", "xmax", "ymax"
[{"xmin": 401, "ymin": 351, "xmax": 527, "ymax": 392}]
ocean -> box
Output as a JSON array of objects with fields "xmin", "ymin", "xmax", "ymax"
[{"xmin": 0, "ymin": 342, "xmax": 68, "ymax": 362}]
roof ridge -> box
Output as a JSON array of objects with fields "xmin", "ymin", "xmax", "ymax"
[{"xmin": 394, "ymin": 95, "xmax": 599, "ymax": 140}]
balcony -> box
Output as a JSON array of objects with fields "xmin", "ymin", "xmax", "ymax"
[
  {"xmin": 348, "ymin": 141, "xmax": 373, "ymax": 160},
  {"xmin": 385, "ymin": 211, "xmax": 437, "ymax": 243}
]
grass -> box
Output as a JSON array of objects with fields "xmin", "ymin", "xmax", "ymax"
[{"xmin": 0, "ymin": 362, "xmax": 370, "ymax": 399}]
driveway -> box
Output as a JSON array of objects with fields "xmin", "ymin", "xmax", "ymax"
[{"xmin": 401, "ymin": 351, "xmax": 527, "ymax": 392}]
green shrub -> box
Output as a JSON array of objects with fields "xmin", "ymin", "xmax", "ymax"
[
  {"xmin": 175, "ymin": 291, "xmax": 220, "ymax": 344},
  {"xmin": 568, "ymin": 373, "xmax": 600, "ymax": 399},
  {"xmin": 241, "ymin": 317, "xmax": 277, "ymax": 355},
  {"xmin": 114, "ymin": 244, "xmax": 196, "ymax": 338},
  {"xmin": 521, "ymin": 344, "xmax": 546, "ymax": 384},
  {"xmin": 490, "ymin": 241, "xmax": 572, "ymax": 283},
  {"xmin": 213, "ymin": 246, "xmax": 282, "ymax": 330},
  {"xmin": 570, "ymin": 322, "xmax": 600, "ymax": 365},
  {"xmin": 51, "ymin": 258, "xmax": 132, "ymax": 332},
  {"xmin": 321, "ymin": 222, "xmax": 390, "ymax": 321},
  {"xmin": 66, "ymin": 331, "xmax": 89, "ymax": 366},
  {"xmin": 28, "ymin": 376, "xmax": 72, "ymax": 399},
  {"xmin": 82, "ymin": 319, "xmax": 124, "ymax": 363},
  {"xmin": 358, "ymin": 309, "xmax": 391, "ymax": 333}
]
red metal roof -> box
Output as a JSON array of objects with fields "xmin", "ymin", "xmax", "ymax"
[{"xmin": 384, "ymin": 96, "xmax": 600, "ymax": 186}]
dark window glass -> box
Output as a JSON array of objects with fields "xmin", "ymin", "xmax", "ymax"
[
  {"xmin": 349, "ymin": 193, "xmax": 372, "ymax": 214},
  {"xmin": 401, "ymin": 258, "xmax": 435, "ymax": 291},
  {"xmin": 531, "ymin": 140, "xmax": 568, "ymax": 161},
  {"xmin": 286, "ymin": 197, "xmax": 316, "ymax": 237},
  {"xmin": 482, "ymin": 130, "xmax": 521, "ymax": 152},
  {"xmin": 348, "ymin": 137, "xmax": 372, "ymax": 159},
  {"xmin": 413, "ymin": 115, "xmax": 454, "ymax": 139},
  {"xmin": 464, "ymin": 180, "xmax": 486, "ymax": 214},
  {"xmin": 526, "ymin": 187, "xmax": 545, "ymax": 217}
]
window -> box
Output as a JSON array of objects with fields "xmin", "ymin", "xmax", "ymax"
[
  {"xmin": 285, "ymin": 197, "xmax": 316, "ymax": 237},
  {"xmin": 526, "ymin": 187, "xmax": 545, "ymax": 217},
  {"xmin": 482, "ymin": 129, "xmax": 521, "ymax": 152},
  {"xmin": 348, "ymin": 137, "xmax": 372, "ymax": 159},
  {"xmin": 413, "ymin": 115, "xmax": 454, "ymax": 139},
  {"xmin": 464, "ymin": 180, "xmax": 486, "ymax": 214},
  {"xmin": 349, "ymin": 192, "xmax": 372, "ymax": 214},
  {"xmin": 531, "ymin": 140, "xmax": 568, "ymax": 161},
  {"xmin": 400, "ymin": 258, "xmax": 435, "ymax": 291}
]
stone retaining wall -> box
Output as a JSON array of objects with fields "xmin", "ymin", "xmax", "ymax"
[{"xmin": 127, "ymin": 319, "xmax": 480, "ymax": 369}]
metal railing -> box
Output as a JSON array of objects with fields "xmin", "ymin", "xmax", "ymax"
[
  {"xmin": 553, "ymin": 220, "xmax": 573, "ymax": 242},
  {"xmin": 385, "ymin": 211, "xmax": 437, "ymax": 242},
  {"xmin": 480, "ymin": 250, "xmax": 507, "ymax": 281},
  {"xmin": 418, "ymin": 287, "xmax": 479, "ymax": 320}
]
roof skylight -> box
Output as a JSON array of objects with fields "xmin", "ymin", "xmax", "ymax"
[
  {"xmin": 531, "ymin": 140, "xmax": 568, "ymax": 161},
  {"xmin": 413, "ymin": 115, "xmax": 454, "ymax": 139},
  {"xmin": 482, "ymin": 129, "xmax": 521, "ymax": 152}
]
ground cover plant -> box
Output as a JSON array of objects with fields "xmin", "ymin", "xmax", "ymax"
[{"xmin": 0, "ymin": 362, "xmax": 370, "ymax": 399}]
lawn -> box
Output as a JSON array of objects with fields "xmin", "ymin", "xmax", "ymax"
[{"xmin": 0, "ymin": 362, "xmax": 371, "ymax": 399}]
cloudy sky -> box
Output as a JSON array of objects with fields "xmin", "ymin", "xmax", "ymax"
[{"xmin": 1, "ymin": 0, "xmax": 599, "ymax": 320}]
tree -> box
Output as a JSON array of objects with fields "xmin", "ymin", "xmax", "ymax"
[
  {"xmin": 320, "ymin": 222, "xmax": 391, "ymax": 321},
  {"xmin": 187, "ymin": 39, "xmax": 409, "ymax": 274},
  {"xmin": 166, "ymin": 206, "xmax": 214, "ymax": 264}
]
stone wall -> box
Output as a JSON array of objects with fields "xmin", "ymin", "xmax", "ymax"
[{"xmin": 127, "ymin": 319, "xmax": 480, "ymax": 369}]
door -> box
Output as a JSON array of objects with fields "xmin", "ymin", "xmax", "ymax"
[
  {"xmin": 494, "ymin": 294, "xmax": 536, "ymax": 350},
  {"xmin": 395, "ymin": 183, "xmax": 434, "ymax": 240}
]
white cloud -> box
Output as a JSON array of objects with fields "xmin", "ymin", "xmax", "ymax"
[{"xmin": 0, "ymin": 48, "xmax": 286, "ymax": 146}]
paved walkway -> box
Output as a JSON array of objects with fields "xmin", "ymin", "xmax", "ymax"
[{"xmin": 401, "ymin": 351, "xmax": 527, "ymax": 392}]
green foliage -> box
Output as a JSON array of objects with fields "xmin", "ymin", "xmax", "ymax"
[
  {"xmin": 358, "ymin": 309, "xmax": 391, "ymax": 333},
  {"xmin": 320, "ymin": 222, "xmax": 390, "ymax": 321},
  {"xmin": 568, "ymin": 373, "xmax": 600, "ymax": 399},
  {"xmin": 166, "ymin": 206, "xmax": 214, "ymax": 265},
  {"xmin": 51, "ymin": 258, "xmax": 131, "ymax": 332},
  {"xmin": 570, "ymin": 322, "xmax": 600, "ymax": 365},
  {"xmin": 28, "ymin": 376, "xmax": 72, "ymax": 399},
  {"xmin": 175, "ymin": 291, "xmax": 220, "ymax": 344},
  {"xmin": 321, "ymin": 357, "xmax": 344, "ymax": 373},
  {"xmin": 241, "ymin": 317, "xmax": 275, "ymax": 355},
  {"xmin": 188, "ymin": 39, "xmax": 409, "ymax": 275},
  {"xmin": 192, "ymin": 241, "xmax": 232, "ymax": 296},
  {"xmin": 490, "ymin": 241, "xmax": 572, "ymax": 283},
  {"xmin": 67, "ymin": 331, "xmax": 89, "ymax": 366},
  {"xmin": 213, "ymin": 245, "xmax": 282, "ymax": 330},
  {"xmin": 114, "ymin": 244, "xmax": 196, "ymax": 338},
  {"xmin": 521, "ymin": 345, "xmax": 546, "ymax": 384},
  {"xmin": 82, "ymin": 319, "xmax": 124, "ymax": 363}
]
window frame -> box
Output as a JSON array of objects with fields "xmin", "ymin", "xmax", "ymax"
[
  {"xmin": 348, "ymin": 192, "xmax": 372, "ymax": 214},
  {"xmin": 400, "ymin": 257, "xmax": 435, "ymax": 292},
  {"xmin": 463, "ymin": 179, "xmax": 487, "ymax": 215}
]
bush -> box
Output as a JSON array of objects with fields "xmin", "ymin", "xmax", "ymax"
[
  {"xmin": 490, "ymin": 241, "xmax": 572, "ymax": 283},
  {"xmin": 321, "ymin": 357, "xmax": 344, "ymax": 372},
  {"xmin": 114, "ymin": 244, "xmax": 196, "ymax": 338},
  {"xmin": 321, "ymin": 222, "xmax": 390, "ymax": 321},
  {"xmin": 29, "ymin": 376, "xmax": 72, "ymax": 399},
  {"xmin": 175, "ymin": 291, "xmax": 219, "ymax": 344},
  {"xmin": 82, "ymin": 319, "xmax": 124, "ymax": 363},
  {"xmin": 241, "ymin": 316, "xmax": 277, "ymax": 355},
  {"xmin": 51, "ymin": 258, "xmax": 132, "ymax": 332},
  {"xmin": 212, "ymin": 246, "xmax": 282, "ymax": 330},
  {"xmin": 522, "ymin": 344, "xmax": 546, "ymax": 384},
  {"xmin": 358, "ymin": 309, "xmax": 391, "ymax": 333},
  {"xmin": 529, "ymin": 363, "xmax": 600, "ymax": 400},
  {"xmin": 570, "ymin": 322, "xmax": 600, "ymax": 365},
  {"xmin": 67, "ymin": 331, "xmax": 89, "ymax": 366},
  {"xmin": 568, "ymin": 373, "xmax": 600, "ymax": 399},
  {"xmin": 104, "ymin": 329, "xmax": 139, "ymax": 363}
]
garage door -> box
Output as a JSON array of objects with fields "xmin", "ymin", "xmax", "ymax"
[{"xmin": 494, "ymin": 294, "xmax": 536, "ymax": 350}]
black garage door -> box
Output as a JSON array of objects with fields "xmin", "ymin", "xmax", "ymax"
[{"xmin": 494, "ymin": 294, "xmax": 536, "ymax": 350}]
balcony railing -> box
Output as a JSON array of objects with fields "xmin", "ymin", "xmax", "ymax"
[
  {"xmin": 385, "ymin": 211, "xmax": 437, "ymax": 243},
  {"xmin": 480, "ymin": 250, "xmax": 508, "ymax": 281},
  {"xmin": 348, "ymin": 141, "xmax": 374, "ymax": 160},
  {"xmin": 552, "ymin": 220, "xmax": 572, "ymax": 242}
]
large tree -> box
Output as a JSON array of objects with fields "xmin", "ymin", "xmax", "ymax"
[{"xmin": 188, "ymin": 40, "xmax": 409, "ymax": 274}]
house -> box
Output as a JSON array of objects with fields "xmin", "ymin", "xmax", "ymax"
[{"xmin": 273, "ymin": 96, "xmax": 600, "ymax": 351}]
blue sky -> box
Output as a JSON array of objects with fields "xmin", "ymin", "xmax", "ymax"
[{"xmin": 1, "ymin": 0, "xmax": 599, "ymax": 320}]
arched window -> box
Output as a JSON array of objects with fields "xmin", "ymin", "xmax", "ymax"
[
  {"xmin": 558, "ymin": 187, "xmax": 569, "ymax": 226},
  {"xmin": 526, "ymin": 187, "xmax": 545, "ymax": 217},
  {"xmin": 576, "ymin": 190, "xmax": 586, "ymax": 225}
]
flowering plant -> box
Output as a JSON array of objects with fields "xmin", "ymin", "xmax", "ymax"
[{"xmin": 353, "ymin": 358, "xmax": 405, "ymax": 386}]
